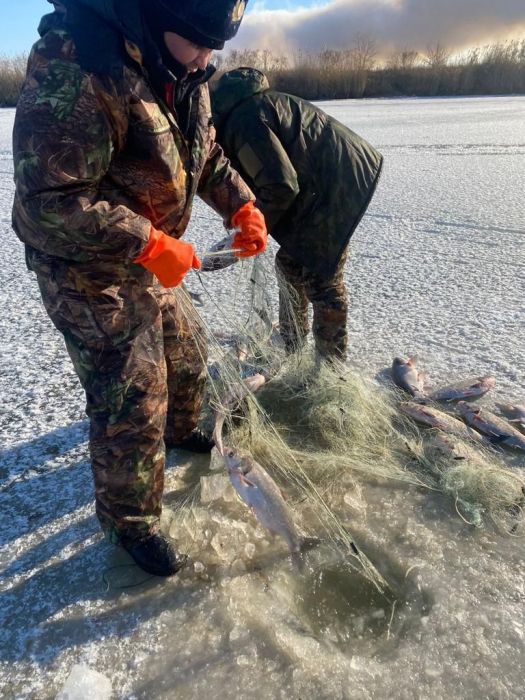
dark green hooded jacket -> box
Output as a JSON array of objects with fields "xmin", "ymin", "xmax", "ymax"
[{"xmin": 212, "ymin": 68, "xmax": 383, "ymax": 277}]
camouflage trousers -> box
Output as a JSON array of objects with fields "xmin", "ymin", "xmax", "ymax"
[
  {"xmin": 275, "ymin": 247, "xmax": 348, "ymax": 361},
  {"xmin": 35, "ymin": 265, "xmax": 207, "ymax": 544}
]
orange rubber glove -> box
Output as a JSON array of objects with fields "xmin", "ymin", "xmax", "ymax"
[
  {"xmin": 134, "ymin": 227, "xmax": 201, "ymax": 288},
  {"xmin": 231, "ymin": 202, "xmax": 268, "ymax": 259}
]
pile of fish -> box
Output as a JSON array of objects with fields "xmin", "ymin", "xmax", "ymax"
[
  {"xmin": 195, "ymin": 341, "xmax": 525, "ymax": 561},
  {"xmin": 392, "ymin": 355, "xmax": 525, "ymax": 453}
]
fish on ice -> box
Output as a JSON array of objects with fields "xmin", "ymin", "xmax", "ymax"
[
  {"xmin": 457, "ymin": 402, "xmax": 525, "ymax": 451},
  {"xmin": 391, "ymin": 356, "xmax": 428, "ymax": 399},
  {"xmin": 430, "ymin": 376, "xmax": 496, "ymax": 402},
  {"xmin": 427, "ymin": 432, "xmax": 490, "ymax": 467},
  {"xmin": 496, "ymin": 402, "xmax": 525, "ymax": 431},
  {"xmin": 399, "ymin": 401, "xmax": 486, "ymax": 443},
  {"xmin": 222, "ymin": 373, "xmax": 267, "ymax": 410},
  {"xmin": 223, "ymin": 446, "xmax": 302, "ymax": 554}
]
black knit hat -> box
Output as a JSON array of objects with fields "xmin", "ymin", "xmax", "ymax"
[{"xmin": 144, "ymin": 0, "xmax": 248, "ymax": 50}]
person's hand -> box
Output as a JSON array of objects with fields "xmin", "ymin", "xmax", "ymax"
[
  {"xmin": 231, "ymin": 202, "xmax": 268, "ymax": 258},
  {"xmin": 134, "ymin": 227, "xmax": 201, "ymax": 288}
]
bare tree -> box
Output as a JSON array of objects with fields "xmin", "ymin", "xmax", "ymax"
[
  {"xmin": 350, "ymin": 34, "xmax": 377, "ymax": 72},
  {"xmin": 424, "ymin": 42, "xmax": 450, "ymax": 68},
  {"xmin": 387, "ymin": 48, "xmax": 420, "ymax": 70}
]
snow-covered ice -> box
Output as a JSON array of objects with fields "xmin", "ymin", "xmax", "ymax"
[
  {"xmin": 56, "ymin": 663, "xmax": 112, "ymax": 700},
  {"xmin": 1, "ymin": 96, "xmax": 524, "ymax": 699}
]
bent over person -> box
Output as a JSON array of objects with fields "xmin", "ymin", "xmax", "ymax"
[
  {"xmin": 12, "ymin": 0, "xmax": 267, "ymax": 577},
  {"xmin": 211, "ymin": 67, "xmax": 383, "ymax": 362}
]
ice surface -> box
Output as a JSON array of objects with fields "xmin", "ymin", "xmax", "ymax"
[
  {"xmin": 199, "ymin": 473, "xmax": 236, "ymax": 503},
  {"xmin": 1, "ymin": 97, "xmax": 525, "ymax": 699},
  {"xmin": 56, "ymin": 663, "xmax": 112, "ymax": 700}
]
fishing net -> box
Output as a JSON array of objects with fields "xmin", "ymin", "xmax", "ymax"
[
  {"xmin": 163, "ymin": 250, "xmax": 523, "ymax": 595},
  {"xmin": 408, "ymin": 433, "xmax": 525, "ymax": 532}
]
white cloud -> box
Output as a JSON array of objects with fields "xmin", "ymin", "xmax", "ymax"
[{"xmin": 233, "ymin": 0, "xmax": 525, "ymax": 55}]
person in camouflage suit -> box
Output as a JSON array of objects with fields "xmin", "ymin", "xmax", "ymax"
[
  {"xmin": 211, "ymin": 67, "xmax": 383, "ymax": 361},
  {"xmin": 12, "ymin": 0, "xmax": 267, "ymax": 577}
]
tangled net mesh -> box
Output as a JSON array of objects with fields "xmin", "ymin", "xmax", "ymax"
[
  {"xmin": 165, "ymin": 251, "xmax": 524, "ymax": 592},
  {"xmin": 410, "ymin": 434, "xmax": 524, "ymax": 532}
]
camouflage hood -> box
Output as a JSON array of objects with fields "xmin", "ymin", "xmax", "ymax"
[
  {"xmin": 212, "ymin": 67, "xmax": 269, "ymax": 124},
  {"xmin": 45, "ymin": 0, "xmax": 144, "ymax": 46},
  {"xmin": 41, "ymin": 0, "xmax": 150, "ymax": 79}
]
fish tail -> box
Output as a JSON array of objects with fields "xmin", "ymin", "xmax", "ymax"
[{"xmin": 488, "ymin": 434, "xmax": 508, "ymax": 445}]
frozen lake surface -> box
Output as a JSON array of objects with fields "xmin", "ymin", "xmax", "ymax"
[{"xmin": 1, "ymin": 96, "xmax": 524, "ymax": 698}]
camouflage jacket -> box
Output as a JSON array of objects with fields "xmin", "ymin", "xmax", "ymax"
[
  {"xmin": 212, "ymin": 68, "xmax": 383, "ymax": 277},
  {"xmin": 12, "ymin": 0, "xmax": 254, "ymax": 280}
]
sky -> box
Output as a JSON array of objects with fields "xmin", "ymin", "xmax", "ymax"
[
  {"xmin": 0, "ymin": 0, "xmax": 524, "ymax": 56},
  {"xmin": 0, "ymin": 0, "xmax": 326, "ymax": 55}
]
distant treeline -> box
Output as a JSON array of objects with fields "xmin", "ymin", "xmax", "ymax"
[
  {"xmin": 215, "ymin": 39, "xmax": 525, "ymax": 100},
  {"xmin": 1, "ymin": 39, "xmax": 524, "ymax": 106},
  {"xmin": 0, "ymin": 55, "xmax": 27, "ymax": 107}
]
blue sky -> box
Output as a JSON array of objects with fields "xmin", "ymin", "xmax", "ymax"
[
  {"xmin": 1, "ymin": 0, "xmax": 46, "ymax": 54},
  {"xmin": 0, "ymin": 0, "xmax": 326, "ymax": 55}
]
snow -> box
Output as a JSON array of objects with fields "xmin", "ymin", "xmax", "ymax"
[
  {"xmin": 56, "ymin": 664, "xmax": 112, "ymax": 700},
  {"xmin": 1, "ymin": 96, "xmax": 524, "ymax": 699}
]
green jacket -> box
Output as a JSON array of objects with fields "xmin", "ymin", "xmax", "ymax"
[
  {"xmin": 212, "ymin": 68, "xmax": 383, "ymax": 277},
  {"xmin": 12, "ymin": 0, "xmax": 253, "ymax": 281}
]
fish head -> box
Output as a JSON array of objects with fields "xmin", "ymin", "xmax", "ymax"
[
  {"xmin": 456, "ymin": 400, "xmax": 478, "ymax": 417},
  {"xmin": 223, "ymin": 447, "xmax": 252, "ymax": 476},
  {"xmin": 392, "ymin": 357, "xmax": 407, "ymax": 369},
  {"xmin": 496, "ymin": 402, "xmax": 525, "ymax": 420},
  {"xmin": 480, "ymin": 376, "xmax": 496, "ymax": 390}
]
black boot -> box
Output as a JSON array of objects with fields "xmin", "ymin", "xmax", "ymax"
[
  {"xmin": 122, "ymin": 533, "xmax": 187, "ymax": 577},
  {"xmin": 165, "ymin": 428, "xmax": 214, "ymax": 453}
]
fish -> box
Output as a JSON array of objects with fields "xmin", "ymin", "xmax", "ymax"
[
  {"xmin": 399, "ymin": 401, "xmax": 486, "ymax": 443},
  {"xmin": 242, "ymin": 372, "xmax": 267, "ymax": 394},
  {"xmin": 187, "ymin": 290, "xmax": 204, "ymax": 307},
  {"xmin": 200, "ymin": 234, "xmax": 242, "ymax": 272},
  {"xmin": 496, "ymin": 402, "xmax": 525, "ymax": 431},
  {"xmin": 457, "ymin": 402, "xmax": 525, "ymax": 451},
  {"xmin": 430, "ymin": 376, "xmax": 496, "ymax": 402},
  {"xmin": 212, "ymin": 371, "xmax": 269, "ymax": 457},
  {"xmin": 427, "ymin": 432, "xmax": 489, "ymax": 468},
  {"xmin": 235, "ymin": 340, "xmax": 249, "ymax": 364},
  {"xmin": 391, "ymin": 356, "xmax": 427, "ymax": 399},
  {"xmin": 224, "ymin": 373, "xmax": 267, "ymax": 411},
  {"xmin": 223, "ymin": 446, "xmax": 302, "ymax": 554}
]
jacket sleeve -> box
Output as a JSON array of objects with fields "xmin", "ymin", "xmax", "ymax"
[
  {"xmin": 12, "ymin": 48, "xmax": 151, "ymax": 264},
  {"xmin": 221, "ymin": 117, "xmax": 300, "ymax": 231}
]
